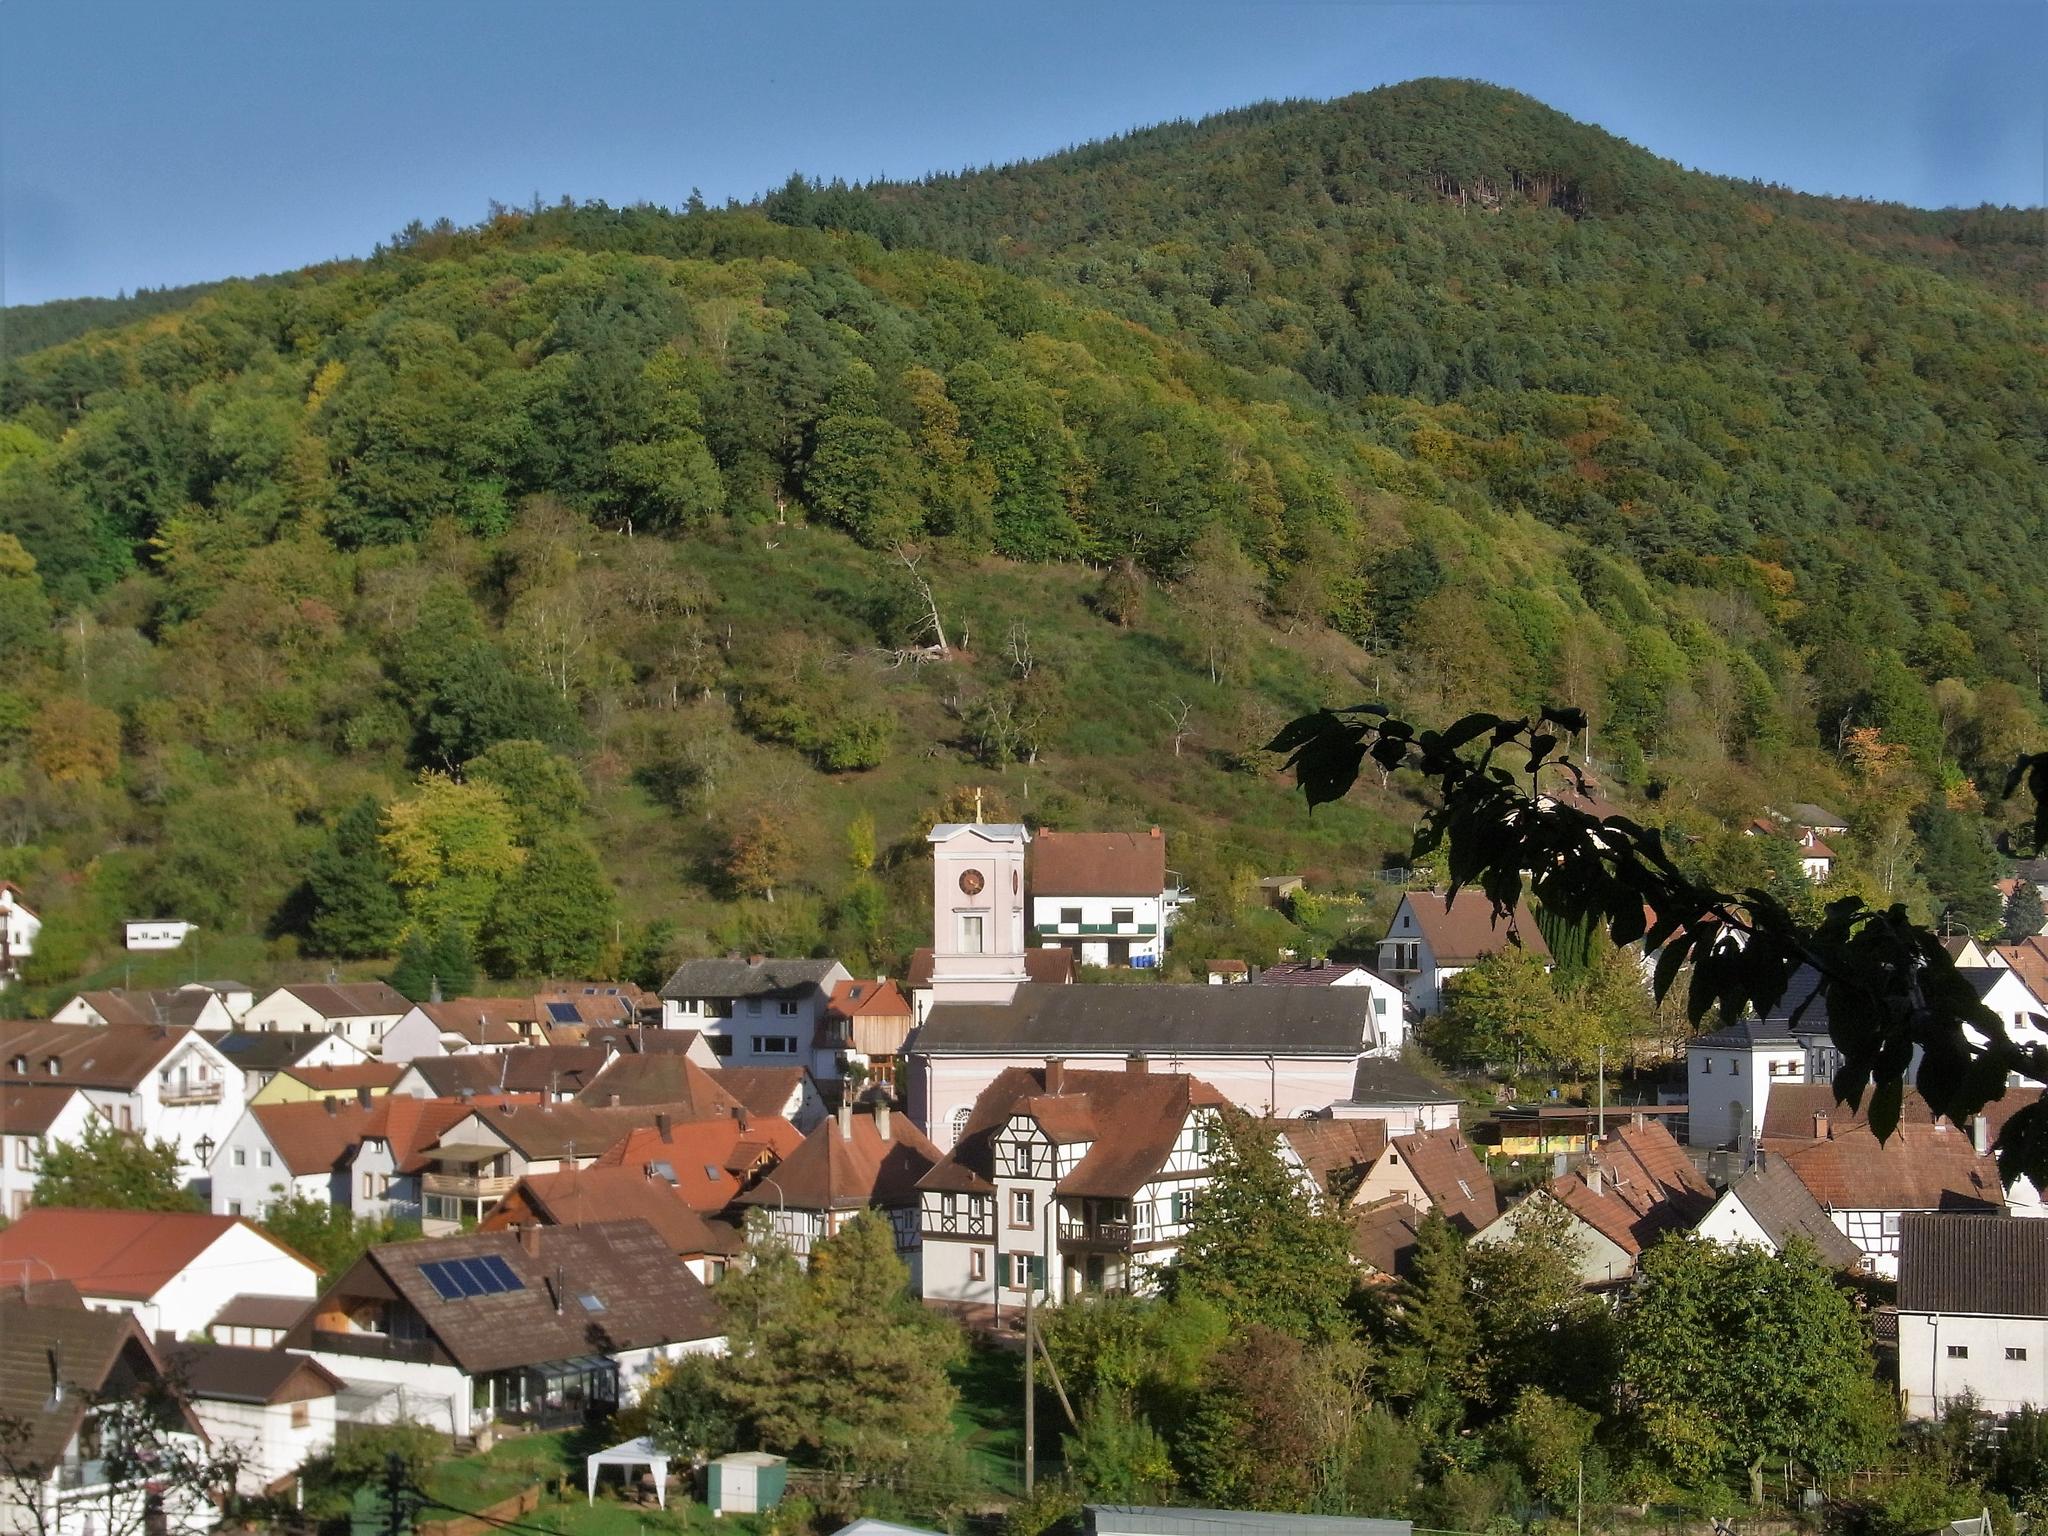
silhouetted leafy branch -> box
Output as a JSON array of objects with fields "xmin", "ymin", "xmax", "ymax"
[{"xmin": 1270, "ymin": 704, "xmax": 2048, "ymax": 1184}]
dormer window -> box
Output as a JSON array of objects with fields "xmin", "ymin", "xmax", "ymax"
[
  {"xmin": 9, "ymin": 1056, "xmax": 24, "ymax": 1074},
  {"xmin": 43, "ymin": 1057, "xmax": 60, "ymax": 1075}
]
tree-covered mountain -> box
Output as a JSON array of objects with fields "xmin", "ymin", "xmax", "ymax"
[{"xmin": 0, "ymin": 78, "xmax": 2041, "ymax": 1000}]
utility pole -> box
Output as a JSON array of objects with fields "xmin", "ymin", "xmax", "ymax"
[
  {"xmin": 1023, "ymin": 1271, "xmax": 1036, "ymax": 1495},
  {"xmin": 1577, "ymin": 1456, "xmax": 1584, "ymax": 1536}
]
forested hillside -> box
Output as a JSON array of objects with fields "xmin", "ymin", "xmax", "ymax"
[{"xmin": 0, "ymin": 78, "xmax": 2041, "ymax": 1004}]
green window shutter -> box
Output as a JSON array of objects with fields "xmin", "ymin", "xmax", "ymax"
[{"xmin": 1028, "ymin": 1255, "xmax": 1046, "ymax": 1289}]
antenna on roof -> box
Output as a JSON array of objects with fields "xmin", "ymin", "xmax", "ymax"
[{"xmin": 430, "ymin": 974, "xmax": 443, "ymax": 1005}]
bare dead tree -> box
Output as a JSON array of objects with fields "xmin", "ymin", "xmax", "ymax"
[
  {"xmin": 1160, "ymin": 696, "xmax": 1194, "ymax": 758},
  {"xmin": 1006, "ymin": 622, "xmax": 1035, "ymax": 680},
  {"xmin": 896, "ymin": 549, "xmax": 952, "ymax": 660}
]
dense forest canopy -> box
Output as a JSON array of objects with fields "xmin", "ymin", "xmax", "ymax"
[{"xmin": 0, "ymin": 78, "xmax": 2041, "ymax": 998}]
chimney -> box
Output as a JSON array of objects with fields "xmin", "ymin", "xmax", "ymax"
[
  {"xmin": 549, "ymin": 1071, "xmax": 560, "ymax": 1102},
  {"xmin": 1813, "ymin": 1111, "xmax": 1830, "ymax": 1140},
  {"xmin": 551, "ymin": 1263, "xmax": 565, "ymax": 1315},
  {"xmin": 876, "ymin": 1103, "xmax": 892, "ymax": 1142},
  {"xmin": 1125, "ymin": 1053, "xmax": 1148, "ymax": 1075},
  {"xmin": 357, "ymin": 1085, "xmax": 373, "ymax": 1109},
  {"xmin": 519, "ymin": 1225, "xmax": 541, "ymax": 1256},
  {"xmin": 1974, "ymin": 1115, "xmax": 1991, "ymax": 1156},
  {"xmin": 838, "ymin": 1102, "xmax": 853, "ymax": 1141},
  {"xmin": 609, "ymin": 1093, "xmax": 621, "ymax": 1108},
  {"xmin": 324, "ymin": 1096, "xmax": 338, "ymax": 1116},
  {"xmin": 656, "ymin": 1112, "xmax": 671, "ymax": 1142},
  {"xmin": 1586, "ymin": 1166, "xmax": 1604, "ymax": 1197},
  {"xmin": 749, "ymin": 954, "xmax": 765, "ymax": 966},
  {"xmin": 1044, "ymin": 1058, "xmax": 1066, "ymax": 1096}
]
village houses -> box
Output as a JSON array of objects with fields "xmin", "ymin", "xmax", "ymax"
[
  {"xmin": 241, "ymin": 981, "xmax": 410, "ymax": 1050},
  {"xmin": 659, "ymin": 956, "xmax": 851, "ymax": 1078},
  {"xmin": 1028, "ymin": 828, "xmax": 1173, "ymax": 969},
  {"xmin": 1376, "ymin": 889, "xmax": 1550, "ymax": 1016},
  {"xmin": 0, "ymin": 883, "xmax": 39, "ymax": 982},
  {"xmin": 0, "ymin": 1083, "xmax": 96, "ymax": 1220},
  {"xmin": 1897, "ymin": 1213, "xmax": 2048, "ymax": 1421}
]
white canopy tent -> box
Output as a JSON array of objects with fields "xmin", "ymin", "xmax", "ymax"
[{"xmin": 585, "ymin": 1436, "xmax": 671, "ymax": 1509}]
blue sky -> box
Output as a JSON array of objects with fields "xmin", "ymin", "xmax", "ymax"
[{"xmin": 3, "ymin": 1, "xmax": 2042, "ymax": 307}]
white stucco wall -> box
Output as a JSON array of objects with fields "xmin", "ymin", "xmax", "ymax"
[
  {"xmin": 189, "ymin": 1394, "xmax": 336, "ymax": 1493},
  {"xmin": 1898, "ymin": 1312, "xmax": 2048, "ymax": 1419}
]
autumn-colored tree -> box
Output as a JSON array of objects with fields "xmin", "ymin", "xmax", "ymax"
[
  {"xmin": 379, "ymin": 771, "xmax": 526, "ymax": 937},
  {"xmin": 721, "ymin": 810, "xmax": 795, "ymax": 903},
  {"xmin": 29, "ymin": 696, "xmax": 120, "ymax": 786}
]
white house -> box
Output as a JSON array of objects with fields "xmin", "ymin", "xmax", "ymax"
[
  {"xmin": 1376, "ymin": 890, "xmax": 1550, "ymax": 1016},
  {"xmin": 1255, "ymin": 959, "xmax": 1411, "ymax": 1056},
  {"xmin": 0, "ymin": 1083, "xmax": 97, "ymax": 1220},
  {"xmin": 1693, "ymin": 1156, "xmax": 1866, "ymax": 1270},
  {"xmin": 1961, "ymin": 965, "xmax": 2048, "ymax": 1059},
  {"xmin": 658, "ymin": 957, "xmax": 850, "ymax": 1074},
  {"xmin": 0, "ymin": 1208, "xmax": 320, "ymax": 1339},
  {"xmin": 125, "ymin": 919, "xmax": 198, "ymax": 951},
  {"xmin": 210, "ymin": 1097, "xmax": 381, "ymax": 1219},
  {"xmin": 732, "ymin": 1101, "xmax": 940, "ymax": 1281},
  {"xmin": 1686, "ymin": 1015, "xmax": 1810, "ymax": 1153},
  {"xmin": 0, "ymin": 1020, "xmax": 245, "ymax": 1186},
  {"xmin": 1029, "ymin": 828, "xmax": 1169, "ymax": 969},
  {"xmin": 1898, "ymin": 1213, "xmax": 2048, "ymax": 1420},
  {"xmin": 0, "ymin": 1295, "xmax": 216, "ymax": 1536},
  {"xmin": 0, "ymin": 882, "xmax": 40, "ymax": 980},
  {"xmin": 917, "ymin": 1063, "xmax": 1225, "ymax": 1319},
  {"xmin": 1775, "ymin": 1121, "xmax": 2006, "ymax": 1278},
  {"xmin": 377, "ymin": 998, "xmax": 552, "ymax": 1063},
  {"xmin": 53, "ymin": 988, "xmax": 234, "ymax": 1033},
  {"xmin": 201, "ymin": 1028, "xmax": 370, "ymax": 1097},
  {"xmin": 165, "ymin": 1342, "xmax": 345, "ymax": 1495},
  {"xmin": 286, "ymin": 1221, "xmax": 724, "ymax": 1440},
  {"xmin": 243, "ymin": 982, "xmax": 411, "ymax": 1051}
]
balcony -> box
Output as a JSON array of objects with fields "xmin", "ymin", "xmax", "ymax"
[
  {"xmin": 1057, "ymin": 1217, "xmax": 1134, "ymax": 1251},
  {"xmin": 54, "ymin": 1459, "xmax": 109, "ymax": 1492},
  {"xmin": 422, "ymin": 1170, "xmax": 518, "ymax": 1200},
  {"xmin": 159, "ymin": 1082, "xmax": 222, "ymax": 1106},
  {"xmin": 309, "ymin": 1327, "xmax": 440, "ymax": 1365},
  {"xmin": 1033, "ymin": 923, "xmax": 1158, "ymax": 939}
]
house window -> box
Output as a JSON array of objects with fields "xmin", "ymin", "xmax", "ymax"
[
  {"xmin": 118, "ymin": 1106, "xmax": 132, "ymax": 1130},
  {"xmin": 1013, "ymin": 1141, "xmax": 1035, "ymax": 1178},
  {"xmin": 1883, "ymin": 1212, "xmax": 1901, "ymax": 1235},
  {"xmin": 1003, "ymin": 1253, "xmax": 1044, "ymax": 1290},
  {"xmin": 747, "ymin": 1000, "xmax": 762, "ymax": 1016},
  {"xmin": 950, "ymin": 1107, "xmax": 972, "ymax": 1144},
  {"xmin": 778, "ymin": 1000, "xmax": 798, "ymax": 1017},
  {"xmin": 1172, "ymin": 1191, "xmax": 1193, "ymax": 1223},
  {"xmin": 1011, "ymin": 1190, "xmax": 1034, "ymax": 1227},
  {"xmin": 757, "ymin": 1036, "xmax": 797, "ymax": 1056},
  {"xmin": 363, "ymin": 1174, "xmax": 375, "ymax": 1200},
  {"xmin": 960, "ymin": 915, "xmax": 985, "ymax": 954},
  {"xmin": 708, "ymin": 1036, "xmax": 734, "ymax": 1058},
  {"xmin": 2009, "ymin": 1348, "xmax": 2029, "ymax": 1362},
  {"xmin": 1060, "ymin": 907, "xmax": 1081, "ymax": 927},
  {"xmin": 1702, "ymin": 1060, "xmax": 1713, "ymax": 1074},
  {"xmin": 291, "ymin": 1402, "xmax": 310, "ymax": 1429},
  {"xmin": 44, "ymin": 1058, "xmax": 60, "ymax": 1075},
  {"xmin": 7, "ymin": 1056, "xmax": 23, "ymax": 1074},
  {"xmin": 1948, "ymin": 1345, "xmax": 1970, "ymax": 1359},
  {"xmin": 1111, "ymin": 907, "xmax": 1134, "ymax": 927},
  {"xmin": 12, "ymin": 1138, "xmax": 29, "ymax": 1171},
  {"xmin": 233, "ymin": 1147, "xmax": 247, "ymax": 1167},
  {"xmin": 970, "ymin": 1249, "xmax": 986, "ymax": 1282},
  {"xmin": 228, "ymin": 1201, "xmax": 242, "ymax": 1216},
  {"xmin": 260, "ymin": 1150, "xmax": 273, "ymax": 1168}
]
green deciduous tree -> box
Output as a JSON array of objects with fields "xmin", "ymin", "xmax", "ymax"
[
  {"xmin": 465, "ymin": 739, "xmax": 589, "ymax": 844},
  {"xmin": 31, "ymin": 1118, "xmax": 199, "ymax": 1211},
  {"xmin": 1619, "ymin": 1236, "xmax": 1889, "ymax": 1499},
  {"xmin": 1168, "ymin": 1110, "xmax": 1356, "ymax": 1342},
  {"xmin": 260, "ymin": 1193, "xmax": 418, "ymax": 1287},
  {"xmin": 1432, "ymin": 948, "xmax": 1562, "ymax": 1073},
  {"xmin": 304, "ymin": 797, "xmax": 405, "ymax": 958},
  {"xmin": 380, "ymin": 772, "xmax": 526, "ymax": 939},
  {"xmin": 478, "ymin": 833, "xmax": 615, "ymax": 978}
]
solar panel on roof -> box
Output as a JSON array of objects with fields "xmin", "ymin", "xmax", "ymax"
[
  {"xmin": 546, "ymin": 1002, "xmax": 579, "ymax": 1023},
  {"xmin": 473, "ymin": 1255, "xmax": 523, "ymax": 1292},
  {"xmin": 418, "ymin": 1254, "xmax": 524, "ymax": 1300}
]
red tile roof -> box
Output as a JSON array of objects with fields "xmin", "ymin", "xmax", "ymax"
[
  {"xmin": 1995, "ymin": 938, "xmax": 2048, "ymax": 1006},
  {"xmin": 1030, "ymin": 828, "xmax": 1166, "ymax": 898},
  {"xmin": 360, "ymin": 1094, "xmax": 541, "ymax": 1173},
  {"xmin": 481, "ymin": 1167, "xmax": 746, "ymax": 1258},
  {"xmin": 253, "ymin": 1099, "xmax": 382, "ymax": 1176},
  {"xmin": 1544, "ymin": 1119, "xmax": 1714, "ymax": 1257},
  {"xmin": 1275, "ymin": 1118, "xmax": 1389, "ymax": 1198},
  {"xmin": 735, "ymin": 1105, "xmax": 940, "ymax": 1212},
  {"xmin": 0, "ymin": 1082, "xmax": 88, "ymax": 1137},
  {"xmin": 1778, "ymin": 1122, "xmax": 2004, "ymax": 1212},
  {"xmin": 1387, "ymin": 1128, "xmax": 1500, "ymax": 1234},
  {"xmin": 0, "ymin": 1208, "xmax": 317, "ymax": 1298},
  {"xmin": 1399, "ymin": 890, "xmax": 1550, "ymax": 965},
  {"xmin": 277, "ymin": 982, "xmax": 410, "ymax": 1019},
  {"xmin": 276, "ymin": 1063, "xmax": 404, "ymax": 1095},
  {"xmin": 592, "ymin": 1116, "xmax": 803, "ymax": 1211}
]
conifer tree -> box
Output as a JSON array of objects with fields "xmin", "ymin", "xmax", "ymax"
[{"xmin": 305, "ymin": 797, "xmax": 404, "ymax": 958}]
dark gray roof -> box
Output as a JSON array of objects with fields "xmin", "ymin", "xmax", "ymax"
[
  {"xmin": 1346, "ymin": 1057, "xmax": 1462, "ymax": 1107},
  {"xmin": 659, "ymin": 957, "xmax": 840, "ymax": 1002},
  {"xmin": 1898, "ymin": 1213, "xmax": 2048, "ymax": 1317},
  {"xmin": 1786, "ymin": 803, "xmax": 1846, "ymax": 830},
  {"xmin": 202, "ymin": 1030, "xmax": 349, "ymax": 1072},
  {"xmin": 911, "ymin": 984, "xmax": 1375, "ymax": 1057},
  {"xmin": 1689, "ymin": 965, "xmax": 1827, "ymax": 1047},
  {"xmin": 1729, "ymin": 1160, "xmax": 1864, "ymax": 1269},
  {"xmin": 1959, "ymin": 967, "xmax": 2012, "ymax": 1002}
]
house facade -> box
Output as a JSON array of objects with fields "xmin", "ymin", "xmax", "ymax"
[
  {"xmin": 203, "ymin": 1028, "xmax": 370, "ymax": 1098},
  {"xmin": 1255, "ymin": 961, "xmax": 1411, "ymax": 1056},
  {"xmin": 1897, "ymin": 1213, "xmax": 2048, "ymax": 1420},
  {"xmin": 1686, "ymin": 1017, "xmax": 1809, "ymax": 1153},
  {"xmin": 0, "ymin": 1208, "xmax": 320, "ymax": 1339},
  {"xmin": 0, "ymin": 882, "xmax": 39, "ymax": 980},
  {"xmin": 1376, "ymin": 891, "xmax": 1550, "ymax": 1016},
  {"xmin": 917, "ymin": 1064, "xmax": 1224, "ymax": 1318},
  {"xmin": 907, "ymin": 984, "xmax": 1385, "ymax": 1152},
  {"xmin": 124, "ymin": 919, "xmax": 197, "ymax": 951},
  {"xmin": 733, "ymin": 1101, "xmax": 939, "ymax": 1278},
  {"xmin": 286, "ymin": 1221, "xmax": 724, "ymax": 1440},
  {"xmin": 165, "ymin": 1342, "xmax": 344, "ymax": 1495},
  {"xmin": 243, "ymin": 982, "xmax": 410, "ymax": 1051},
  {"xmin": 0, "ymin": 1084, "xmax": 97, "ymax": 1220},
  {"xmin": 210, "ymin": 1098, "xmax": 381, "ymax": 1218},
  {"xmin": 0, "ymin": 1295, "xmax": 215, "ymax": 1536},
  {"xmin": 0, "ymin": 1021, "xmax": 244, "ymax": 1186},
  {"xmin": 1029, "ymin": 828, "xmax": 1169, "ymax": 969},
  {"xmin": 1775, "ymin": 1121, "xmax": 2005, "ymax": 1278},
  {"xmin": 659, "ymin": 958, "xmax": 851, "ymax": 1076}
]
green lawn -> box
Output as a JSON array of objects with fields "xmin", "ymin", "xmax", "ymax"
[
  {"xmin": 422, "ymin": 1430, "xmax": 766, "ymax": 1536},
  {"xmin": 950, "ymin": 1340, "xmax": 1040, "ymax": 1498}
]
